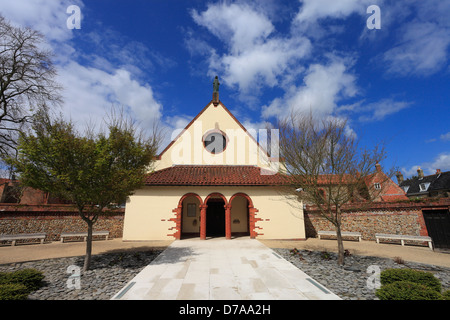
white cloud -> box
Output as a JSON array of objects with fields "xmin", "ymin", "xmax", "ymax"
[
  {"xmin": 336, "ymin": 98, "xmax": 411, "ymax": 123},
  {"xmin": 0, "ymin": 0, "xmax": 83, "ymax": 42},
  {"xmin": 379, "ymin": 0, "xmax": 450, "ymax": 77},
  {"xmin": 293, "ymin": 0, "xmax": 378, "ymax": 39},
  {"xmin": 191, "ymin": 2, "xmax": 311, "ymax": 96},
  {"xmin": 357, "ymin": 99, "xmax": 411, "ymax": 122},
  {"xmin": 400, "ymin": 165, "xmax": 421, "ymax": 179},
  {"xmin": 427, "ymin": 153, "xmax": 450, "ymax": 174},
  {"xmin": 192, "ymin": 3, "xmax": 274, "ymax": 55},
  {"xmin": 57, "ymin": 61, "xmax": 162, "ymax": 133},
  {"xmin": 1, "ymin": 0, "xmax": 165, "ymax": 137},
  {"xmin": 294, "ymin": 0, "xmax": 375, "ymax": 25},
  {"xmin": 262, "ymin": 58, "xmax": 358, "ymax": 119},
  {"xmin": 440, "ymin": 132, "xmax": 450, "ymax": 141},
  {"xmin": 401, "ymin": 153, "xmax": 450, "ymax": 178},
  {"xmin": 383, "ymin": 21, "xmax": 450, "ymax": 76}
]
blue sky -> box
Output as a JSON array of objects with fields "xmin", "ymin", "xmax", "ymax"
[{"xmin": 1, "ymin": 0, "xmax": 449, "ymax": 179}]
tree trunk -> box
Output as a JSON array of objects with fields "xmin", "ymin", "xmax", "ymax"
[
  {"xmin": 83, "ymin": 219, "xmax": 93, "ymax": 272},
  {"xmin": 335, "ymin": 206, "xmax": 345, "ymax": 266},
  {"xmin": 335, "ymin": 225, "xmax": 345, "ymax": 266}
]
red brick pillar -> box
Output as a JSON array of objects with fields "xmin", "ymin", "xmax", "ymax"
[
  {"xmin": 249, "ymin": 207, "xmax": 260, "ymax": 239},
  {"xmin": 169, "ymin": 207, "xmax": 182, "ymax": 240},
  {"xmin": 225, "ymin": 204, "xmax": 232, "ymax": 240},
  {"xmin": 200, "ymin": 204, "xmax": 207, "ymax": 240}
]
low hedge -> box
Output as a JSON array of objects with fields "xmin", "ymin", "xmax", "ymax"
[
  {"xmin": 376, "ymin": 268, "xmax": 447, "ymax": 300},
  {"xmin": 376, "ymin": 281, "xmax": 443, "ymax": 300},
  {"xmin": 380, "ymin": 268, "xmax": 442, "ymax": 293},
  {"xmin": 0, "ymin": 283, "xmax": 30, "ymax": 300},
  {"xmin": 443, "ymin": 290, "xmax": 450, "ymax": 300},
  {"xmin": 0, "ymin": 269, "xmax": 44, "ymax": 300}
]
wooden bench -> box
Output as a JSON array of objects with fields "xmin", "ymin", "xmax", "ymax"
[
  {"xmin": 60, "ymin": 231, "xmax": 109, "ymax": 243},
  {"xmin": 318, "ymin": 231, "xmax": 362, "ymax": 242},
  {"xmin": 0, "ymin": 233, "xmax": 46, "ymax": 246},
  {"xmin": 375, "ymin": 233, "xmax": 433, "ymax": 250}
]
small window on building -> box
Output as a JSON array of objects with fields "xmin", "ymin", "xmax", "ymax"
[
  {"xmin": 374, "ymin": 183, "xmax": 381, "ymax": 190},
  {"xmin": 419, "ymin": 183, "xmax": 430, "ymax": 192},
  {"xmin": 203, "ymin": 131, "xmax": 227, "ymax": 154},
  {"xmin": 402, "ymin": 186, "xmax": 409, "ymax": 193},
  {"xmin": 187, "ymin": 203, "xmax": 197, "ymax": 217}
]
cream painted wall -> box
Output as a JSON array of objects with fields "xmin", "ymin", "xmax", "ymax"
[
  {"xmin": 122, "ymin": 186, "xmax": 305, "ymax": 241},
  {"xmin": 122, "ymin": 101, "xmax": 302, "ymax": 241},
  {"xmin": 230, "ymin": 196, "xmax": 248, "ymax": 233},
  {"xmin": 154, "ymin": 102, "xmax": 281, "ymax": 172},
  {"xmin": 182, "ymin": 195, "xmax": 200, "ymax": 234}
]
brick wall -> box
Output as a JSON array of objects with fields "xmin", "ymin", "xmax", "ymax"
[
  {"xmin": 304, "ymin": 199, "xmax": 450, "ymax": 240},
  {"xmin": 0, "ymin": 205, "xmax": 124, "ymax": 241}
]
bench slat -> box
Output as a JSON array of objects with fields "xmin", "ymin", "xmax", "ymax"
[
  {"xmin": 60, "ymin": 231, "xmax": 109, "ymax": 243},
  {"xmin": 375, "ymin": 233, "xmax": 433, "ymax": 250},
  {"xmin": 318, "ymin": 231, "xmax": 362, "ymax": 241},
  {"xmin": 0, "ymin": 233, "xmax": 46, "ymax": 246}
]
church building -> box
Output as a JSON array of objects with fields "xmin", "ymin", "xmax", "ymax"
[{"xmin": 122, "ymin": 77, "xmax": 305, "ymax": 241}]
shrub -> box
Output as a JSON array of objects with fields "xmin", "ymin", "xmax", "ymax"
[
  {"xmin": 0, "ymin": 283, "xmax": 29, "ymax": 300},
  {"xmin": 443, "ymin": 290, "xmax": 450, "ymax": 300},
  {"xmin": 380, "ymin": 268, "xmax": 442, "ymax": 293},
  {"xmin": 376, "ymin": 281, "xmax": 442, "ymax": 300},
  {"xmin": 0, "ymin": 269, "xmax": 44, "ymax": 292}
]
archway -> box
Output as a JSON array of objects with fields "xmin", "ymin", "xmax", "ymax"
[
  {"xmin": 202, "ymin": 193, "xmax": 228, "ymax": 239},
  {"xmin": 229, "ymin": 194, "xmax": 250, "ymax": 237},
  {"xmin": 206, "ymin": 198, "xmax": 225, "ymax": 237},
  {"xmin": 230, "ymin": 193, "xmax": 259, "ymax": 239},
  {"xmin": 172, "ymin": 193, "xmax": 203, "ymax": 240}
]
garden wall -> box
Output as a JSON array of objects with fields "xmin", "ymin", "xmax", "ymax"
[
  {"xmin": 304, "ymin": 199, "xmax": 450, "ymax": 240},
  {"xmin": 0, "ymin": 204, "xmax": 124, "ymax": 242}
]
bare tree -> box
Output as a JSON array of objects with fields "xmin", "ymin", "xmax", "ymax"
[
  {"xmin": 0, "ymin": 15, "xmax": 62, "ymax": 158},
  {"xmin": 277, "ymin": 112, "xmax": 394, "ymax": 265}
]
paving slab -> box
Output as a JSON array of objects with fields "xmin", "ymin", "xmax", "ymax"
[{"xmin": 112, "ymin": 238, "xmax": 341, "ymax": 300}]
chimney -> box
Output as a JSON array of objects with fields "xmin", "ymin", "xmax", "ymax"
[
  {"xmin": 436, "ymin": 169, "xmax": 441, "ymax": 175},
  {"xmin": 375, "ymin": 162, "xmax": 381, "ymax": 172},
  {"xmin": 396, "ymin": 171, "xmax": 404, "ymax": 185},
  {"xmin": 417, "ymin": 167, "xmax": 424, "ymax": 179},
  {"xmin": 212, "ymin": 76, "xmax": 220, "ymax": 106}
]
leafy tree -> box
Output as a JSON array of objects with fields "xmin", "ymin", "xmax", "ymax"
[{"xmin": 6, "ymin": 112, "xmax": 159, "ymax": 271}]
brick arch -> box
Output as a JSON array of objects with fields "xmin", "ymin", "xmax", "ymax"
[
  {"xmin": 179, "ymin": 193, "xmax": 204, "ymax": 207},
  {"xmin": 229, "ymin": 192, "xmax": 253, "ymax": 207},
  {"xmin": 170, "ymin": 193, "xmax": 203, "ymax": 240},
  {"xmin": 230, "ymin": 193, "xmax": 260, "ymax": 239},
  {"xmin": 204, "ymin": 192, "xmax": 228, "ymax": 206}
]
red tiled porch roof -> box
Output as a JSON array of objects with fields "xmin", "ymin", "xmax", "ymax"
[{"xmin": 144, "ymin": 165, "xmax": 288, "ymax": 186}]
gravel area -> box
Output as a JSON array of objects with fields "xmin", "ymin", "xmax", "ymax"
[
  {"xmin": 1, "ymin": 247, "xmax": 449, "ymax": 300},
  {"xmin": 274, "ymin": 248, "xmax": 450, "ymax": 300},
  {"xmin": 0, "ymin": 249, "xmax": 163, "ymax": 300}
]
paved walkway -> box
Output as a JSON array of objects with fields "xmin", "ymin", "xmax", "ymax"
[{"xmin": 111, "ymin": 238, "xmax": 341, "ymax": 300}]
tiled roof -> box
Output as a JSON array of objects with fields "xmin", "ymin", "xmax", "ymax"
[
  {"xmin": 400, "ymin": 171, "xmax": 450, "ymax": 195},
  {"xmin": 145, "ymin": 165, "xmax": 287, "ymax": 186}
]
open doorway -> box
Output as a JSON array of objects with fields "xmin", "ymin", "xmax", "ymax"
[{"xmin": 206, "ymin": 198, "xmax": 225, "ymax": 237}]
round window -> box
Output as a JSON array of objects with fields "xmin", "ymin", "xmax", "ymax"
[{"xmin": 203, "ymin": 131, "xmax": 227, "ymax": 154}]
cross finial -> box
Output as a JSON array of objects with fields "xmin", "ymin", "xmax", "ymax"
[
  {"xmin": 213, "ymin": 76, "xmax": 220, "ymax": 93},
  {"xmin": 212, "ymin": 76, "xmax": 220, "ymax": 106}
]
